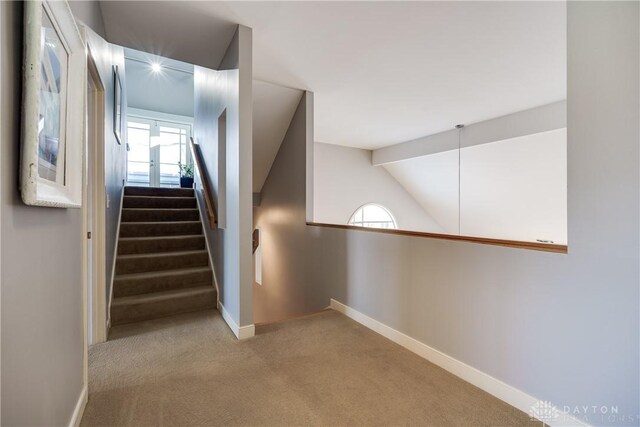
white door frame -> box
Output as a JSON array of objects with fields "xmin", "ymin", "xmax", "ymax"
[{"xmin": 83, "ymin": 46, "xmax": 108, "ymax": 347}]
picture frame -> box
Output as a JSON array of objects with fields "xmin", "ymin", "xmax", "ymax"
[
  {"xmin": 113, "ymin": 65, "xmax": 123, "ymax": 145},
  {"xmin": 20, "ymin": 0, "xmax": 84, "ymax": 208}
]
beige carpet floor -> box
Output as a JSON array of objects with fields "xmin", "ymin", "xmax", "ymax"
[{"xmin": 81, "ymin": 309, "xmax": 538, "ymax": 426}]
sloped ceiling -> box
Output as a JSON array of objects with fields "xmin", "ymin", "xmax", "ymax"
[
  {"xmin": 383, "ymin": 150, "xmax": 460, "ymax": 235},
  {"xmin": 99, "ymin": 1, "xmax": 237, "ymax": 70},
  {"xmin": 100, "ymin": 1, "xmax": 565, "ymax": 150},
  {"xmin": 253, "ymin": 81, "xmax": 303, "ymax": 192}
]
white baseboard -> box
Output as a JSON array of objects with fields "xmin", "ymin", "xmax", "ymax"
[
  {"xmin": 68, "ymin": 385, "xmax": 88, "ymax": 427},
  {"xmin": 329, "ymin": 299, "xmax": 588, "ymax": 427},
  {"xmin": 218, "ymin": 301, "xmax": 255, "ymax": 340}
]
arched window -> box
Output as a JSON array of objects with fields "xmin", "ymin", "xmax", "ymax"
[{"xmin": 348, "ymin": 203, "xmax": 397, "ymax": 229}]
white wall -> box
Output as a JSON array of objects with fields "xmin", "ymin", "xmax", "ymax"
[
  {"xmin": 383, "ymin": 150, "xmax": 460, "ymax": 234},
  {"xmin": 460, "ymin": 128, "xmax": 567, "ymax": 243},
  {"xmin": 383, "ymin": 128, "xmax": 568, "ymax": 243},
  {"xmin": 256, "ymin": 3, "xmax": 639, "ymax": 424},
  {"xmin": 194, "ymin": 25, "xmax": 254, "ymax": 328},
  {"xmin": 314, "ymin": 143, "xmax": 443, "ymax": 232}
]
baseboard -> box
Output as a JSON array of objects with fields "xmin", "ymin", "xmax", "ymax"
[
  {"xmin": 218, "ymin": 301, "xmax": 255, "ymax": 340},
  {"xmin": 68, "ymin": 385, "xmax": 88, "ymax": 427},
  {"xmin": 329, "ymin": 299, "xmax": 588, "ymax": 427}
]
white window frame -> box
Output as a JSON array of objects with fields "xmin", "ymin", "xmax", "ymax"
[
  {"xmin": 348, "ymin": 203, "xmax": 398, "ymax": 229},
  {"xmin": 126, "ymin": 108, "xmax": 193, "ymax": 187}
]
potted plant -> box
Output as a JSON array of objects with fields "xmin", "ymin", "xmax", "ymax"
[{"xmin": 178, "ymin": 161, "xmax": 194, "ymax": 188}]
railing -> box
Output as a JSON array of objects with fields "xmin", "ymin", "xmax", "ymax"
[{"xmin": 190, "ymin": 137, "xmax": 217, "ymax": 229}]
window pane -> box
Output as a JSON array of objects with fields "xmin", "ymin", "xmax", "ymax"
[
  {"xmin": 349, "ymin": 204, "xmax": 396, "ymax": 229},
  {"xmin": 128, "ymin": 127, "xmax": 150, "ymax": 162}
]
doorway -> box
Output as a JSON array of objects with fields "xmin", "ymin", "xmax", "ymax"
[
  {"xmin": 84, "ymin": 50, "xmax": 107, "ymax": 346},
  {"xmin": 126, "ymin": 116, "xmax": 192, "ymax": 187}
]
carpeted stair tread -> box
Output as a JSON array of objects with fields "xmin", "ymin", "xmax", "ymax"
[
  {"xmin": 116, "ymin": 250, "xmax": 209, "ymax": 275},
  {"xmin": 124, "ymin": 186, "xmax": 194, "ymax": 198},
  {"xmin": 118, "ymin": 235, "xmax": 205, "ymax": 255},
  {"xmin": 114, "ymin": 266, "xmax": 213, "ymax": 297},
  {"xmin": 110, "ymin": 286, "xmax": 216, "ymax": 326},
  {"xmin": 119, "ymin": 221, "xmax": 202, "ymax": 238},
  {"xmin": 122, "ymin": 208, "xmax": 200, "ymax": 222},
  {"xmin": 111, "ymin": 186, "xmax": 217, "ymax": 326},
  {"xmin": 123, "ymin": 195, "xmax": 197, "ymax": 209}
]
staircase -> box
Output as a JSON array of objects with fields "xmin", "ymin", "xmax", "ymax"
[{"xmin": 110, "ymin": 186, "xmax": 217, "ymax": 326}]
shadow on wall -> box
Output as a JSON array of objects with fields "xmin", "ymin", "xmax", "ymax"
[
  {"xmin": 253, "ymin": 92, "xmax": 420, "ymax": 327},
  {"xmin": 253, "ymin": 92, "xmax": 347, "ymax": 324}
]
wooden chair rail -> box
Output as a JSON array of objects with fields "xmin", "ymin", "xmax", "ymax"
[
  {"xmin": 190, "ymin": 138, "xmax": 217, "ymax": 229},
  {"xmin": 306, "ymin": 222, "xmax": 568, "ymax": 253}
]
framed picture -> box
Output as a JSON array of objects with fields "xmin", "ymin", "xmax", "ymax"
[
  {"xmin": 113, "ymin": 65, "xmax": 123, "ymax": 145},
  {"xmin": 20, "ymin": 0, "xmax": 84, "ymax": 208}
]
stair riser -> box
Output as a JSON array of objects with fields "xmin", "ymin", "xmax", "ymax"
[
  {"xmin": 114, "ymin": 270, "xmax": 213, "ymax": 297},
  {"xmin": 124, "ymin": 187, "xmax": 194, "ymax": 198},
  {"xmin": 116, "ymin": 252, "xmax": 209, "ymax": 275},
  {"xmin": 123, "ymin": 197, "xmax": 196, "ymax": 209},
  {"xmin": 122, "ymin": 209, "xmax": 200, "ymax": 222},
  {"xmin": 118, "ymin": 236, "xmax": 206, "ymax": 255},
  {"xmin": 120, "ymin": 222, "xmax": 202, "ymax": 238},
  {"xmin": 111, "ymin": 289, "xmax": 217, "ymax": 326}
]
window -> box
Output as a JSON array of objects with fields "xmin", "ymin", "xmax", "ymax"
[
  {"xmin": 348, "ymin": 204, "xmax": 397, "ymax": 229},
  {"xmin": 126, "ymin": 116, "xmax": 192, "ymax": 188}
]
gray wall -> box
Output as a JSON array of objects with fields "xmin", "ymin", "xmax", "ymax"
[
  {"xmin": 194, "ymin": 26, "xmax": 254, "ymax": 327},
  {"xmin": 1, "ymin": 2, "xmax": 84, "ymax": 425},
  {"xmin": 255, "ymin": 2, "xmax": 639, "ymax": 424},
  {"xmin": 254, "ymin": 93, "xmax": 314, "ymax": 322},
  {"xmin": 68, "ymin": 0, "xmax": 106, "ymax": 39}
]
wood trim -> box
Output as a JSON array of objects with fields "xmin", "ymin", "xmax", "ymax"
[
  {"xmin": 190, "ymin": 138, "xmax": 217, "ymax": 229},
  {"xmin": 306, "ymin": 222, "xmax": 567, "ymax": 253}
]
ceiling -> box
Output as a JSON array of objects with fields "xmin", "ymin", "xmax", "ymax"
[
  {"xmin": 124, "ymin": 48, "xmax": 194, "ymax": 117},
  {"xmin": 253, "ymin": 81, "xmax": 303, "ymax": 192},
  {"xmin": 118, "ymin": 48, "xmax": 302, "ymax": 193},
  {"xmin": 100, "ymin": 1, "xmax": 566, "ymax": 150}
]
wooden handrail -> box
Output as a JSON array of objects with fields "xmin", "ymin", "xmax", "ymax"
[
  {"xmin": 306, "ymin": 222, "xmax": 568, "ymax": 253},
  {"xmin": 190, "ymin": 137, "xmax": 217, "ymax": 229}
]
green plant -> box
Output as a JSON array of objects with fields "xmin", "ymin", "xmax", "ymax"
[{"xmin": 178, "ymin": 161, "xmax": 194, "ymax": 178}]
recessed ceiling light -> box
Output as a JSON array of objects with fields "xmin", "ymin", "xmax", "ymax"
[{"xmin": 151, "ymin": 63, "xmax": 162, "ymax": 73}]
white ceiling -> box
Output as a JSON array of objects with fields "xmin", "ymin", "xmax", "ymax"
[
  {"xmin": 101, "ymin": 1, "xmax": 566, "ymax": 150},
  {"xmin": 124, "ymin": 48, "xmax": 194, "ymax": 117},
  {"xmin": 253, "ymin": 80, "xmax": 303, "ymax": 192}
]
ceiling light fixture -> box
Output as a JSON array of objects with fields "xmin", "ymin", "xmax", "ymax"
[{"xmin": 151, "ymin": 62, "xmax": 162, "ymax": 73}]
